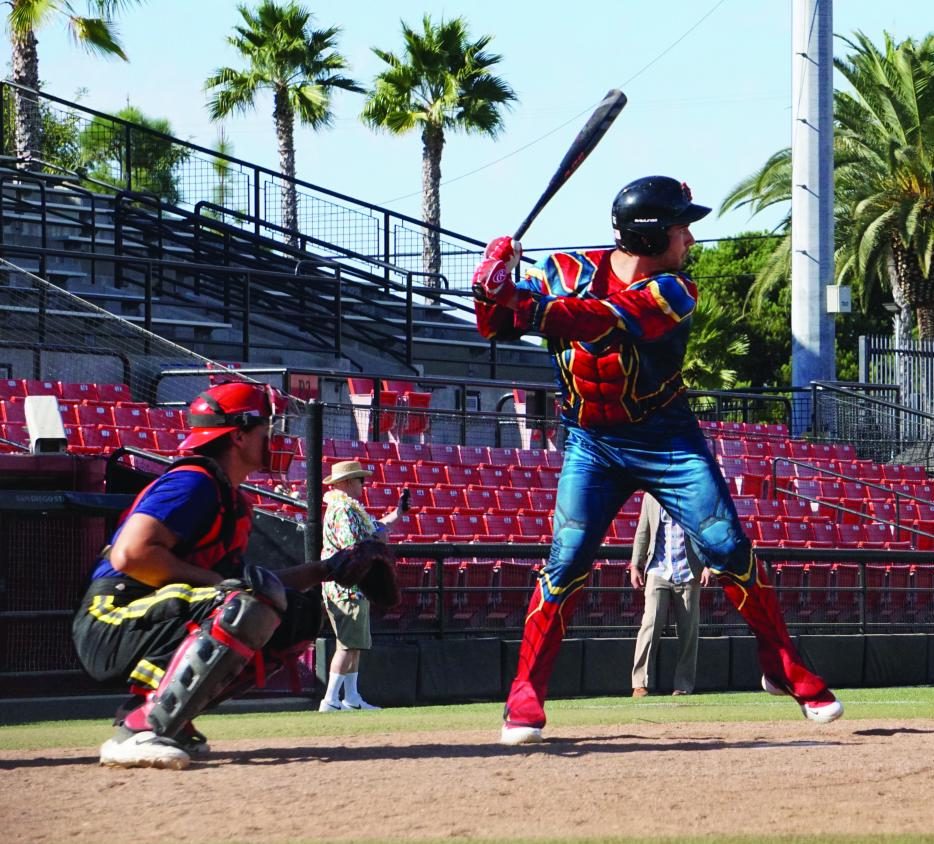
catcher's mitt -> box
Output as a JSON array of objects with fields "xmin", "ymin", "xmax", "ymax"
[{"xmin": 324, "ymin": 539, "xmax": 399, "ymax": 607}]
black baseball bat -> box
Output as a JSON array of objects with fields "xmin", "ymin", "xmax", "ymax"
[{"xmin": 513, "ymin": 88, "xmax": 628, "ymax": 241}]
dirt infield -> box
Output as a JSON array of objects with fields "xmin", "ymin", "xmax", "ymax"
[{"xmin": 4, "ymin": 718, "xmax": 934, "ymax": 843}]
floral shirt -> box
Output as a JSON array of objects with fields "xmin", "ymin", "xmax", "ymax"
[{"xmin": 322, "ymin": 488, "xmax": 387, "ymax": 602}]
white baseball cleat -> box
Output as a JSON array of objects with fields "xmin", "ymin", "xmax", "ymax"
[
  {"xmin": 500, "ymin": 723, "xmax": 544, "ymax": 746},
  {"xmin": 99, "ymin": 729, "xmax": 190, "ymax": 770},
  {"xmin": 761, "ymin": 674, "xmax": 789, "ymax": 696},
  {"xmin": 318, "ymin": 700, "xmax": 343, "ymax": 713},
  {"xmin": 762, "ymin": 674, "xmax": 843, "ymax": 723},
  {"xmin": 801, "ymin": 695, "xmax": 844, "ymax": 724}
]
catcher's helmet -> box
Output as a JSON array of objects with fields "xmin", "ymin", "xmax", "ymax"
[
  {"xmin": 179, "ymin": 381, "xmax": 294, "ymax": 472},
  {"xmin": 611, "ymin": 176, "xmax": 711, "ymax": 256}
]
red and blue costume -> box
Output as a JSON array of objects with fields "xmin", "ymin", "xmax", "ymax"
[{"xmin": 477, "ymin": 248, "xmax": 834, "ymax": 732}]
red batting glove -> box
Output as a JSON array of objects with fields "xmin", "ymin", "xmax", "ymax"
[
  {"xmin": 472, "ymin": 258, "xmax": 519, "ymax": 308},
  {"xmin": 484, "ymin": 236, "xmax": 522, "ymax": 272}
]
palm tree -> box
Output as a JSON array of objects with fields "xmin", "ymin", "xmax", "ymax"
[
  {"xmin": 682, "ymin": 296, "xmax": 750, "ymax": 390},
  {"xmin": 204, "ymin": 1, "xmax": 362, "ymax": 245},
  {"xmin": 721, "ymin": 31, "xmax": 934, "ymax": 344},
  {"xmin": 834, "ymin": 31, "xmax": 934, "ymax": 342},
  {"xmin": 362, "ymin": 15, "xmax": 516, "ymax": 280},
  {"xmin": 7, "ymin": 0, "xmax": 143, "ymax": 169}
]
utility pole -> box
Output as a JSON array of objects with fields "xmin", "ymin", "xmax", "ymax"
[{"xmin": 791, "ymin": 0, "xmax": 836, "ymax": 432}]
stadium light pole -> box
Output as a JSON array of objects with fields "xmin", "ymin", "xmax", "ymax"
[{"xmin": 791, "ymin": 0, "xmax": 835, "ymax": 433}]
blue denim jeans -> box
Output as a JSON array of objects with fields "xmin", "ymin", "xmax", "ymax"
[{"xmin": 542, "ymin": 422, "xmax": 753, "ymax": 601}]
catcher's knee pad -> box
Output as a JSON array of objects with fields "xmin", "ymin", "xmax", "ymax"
[{"xmin": 145, "ymin": 590, "xmax": 282, "ymax": 738}]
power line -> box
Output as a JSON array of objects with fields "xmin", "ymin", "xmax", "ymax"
[{"xmin": 378, "ymin": 0, "xmax": 731, "ymax": 206}]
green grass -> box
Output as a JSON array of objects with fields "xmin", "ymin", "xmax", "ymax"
[{"xmin": 3, "ymin": 686, "xmax": 934, "ymax": 751}]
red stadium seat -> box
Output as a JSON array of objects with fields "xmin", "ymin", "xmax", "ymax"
[
  {"xmin": 76, "ymin": 403, "xmax": 116, "ymax": 427},
  {"xmin": 458, "ymin": 445, "xmax": 491, "ymax": 465},
  {"xmin": 364, "ymin": 440, "xmax": 399, "ymax": 462},
  {"xmin": 508, "ymin": 467, "xmax": 540, "ymax": 489},
  {"xmin": 477, "ymin": 465, "xmax": 509, "ymax": 487},
  {"xmin": 464, "ymin": 486, "xmax": 497, "ymax": 511},
  {"xmin": 331, "ymin": 439, "xmax": 370, "ymax": 460},
  {"xmin": 381, "ymin": 460, "xmax": 416, "ymax": 485},
  {"xmin": 518, "ymin": 513, "xmax": 552, "ymax": 538},
  {"xmin": 453, "ymin": 560, "xmax": 497, "ymax": 625},
  {"xmin": 527, "ymin": 488, "xmax": 556, "ymax": 512},
  {"xmin": 389, "ymin": 442, "xmax": 427, "ymax": 463},
  {"xmin": 112, "ymin": 405, "xmax": 151, "ymax": 429},
  {"xmin": 488, "ymin": 446, "xmax": 518, "ymax": 466},
  {"xmin": 514, "ymin": 448, "xmax": 548, "ymax": 467},
  {"xmin": 152, "ymin": 429, "xmax": 186, "ymax": 454},
  {"xmin": 78, "ymin": 424, "xmax": 120, "ymax": 453},
  {"xmin": 494, "ymin": 488, "xmax": 532, "ymax": 512},
  {"xmin": 415, "ymin": 513, "xmax": 454, "ymax": 538},
  {"xmin": 146, "ymin": 407, "xmax": 185, "ymax": 430},
  {"xmin": 488, "ymin": 561, "xmax": 539, "ymax": 626},
  {"xmin": 58, "ymin": 382, "xmax": 100, "ymax": 403},
  {"xmin": 0, "ymin": 398, "xmax": 26, "ymax": 424},
  {"xmin": 535, "ymin": 466, "xmax": 561, "ymax": 488},
  {"xmin": 450, "ymin": 512, "xmax": 486, "ymax": 538},
  {"xmin": 97, "ymin": 383, "xmax": 134, "ymax": 404},
  {"xmin": 364, "ymin": 485, "xmax": 398, "ymax": 509},
  {"xmin": 118, "ymin": 426, "xmax": 159, "ymax": 451},
  {"xmin": 0, "ymin": 379, "xmax": 25, "ymax": 400},
  {"xmin": 787, "ymin": 440, "xmax": 813, "ymax": 459},
  {"xmin": 430, "ymin": 486, "xmax": 467, "ymax": 511},
  {"xmin": 484, "ymin": 512, "xmax": 521, "ymax": 536},
  {"xmin": 754, "ymin": 520, "xmax": 784, "ymax": 547},
  {"xmin": 428, "ymin": 443, "xmax": 460, "ymax": 465},
  {"xmin": 22, "ymin": 379, "xmax": 59, "ymax": 397},
  {"xmin": 413, "ymin": 461, "xmax": 449, "ymax": 485},
  {"xmin": 447, "ymin": 464, "xmax": 480, "ymax": 487}
]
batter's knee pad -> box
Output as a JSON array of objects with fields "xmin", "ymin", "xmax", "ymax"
[{"xmin": 145, "ymin": 589, "xmax": 282, "ymax": 738}]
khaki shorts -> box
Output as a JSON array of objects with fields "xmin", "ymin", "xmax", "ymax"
[{"xmin": 324, "ymin": 593, "xmax": 372, "ymax": 650}]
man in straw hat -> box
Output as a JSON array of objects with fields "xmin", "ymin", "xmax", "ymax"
[{"xmin": 319, "ymin": 459, "xmax": 410, "ymax": 711}]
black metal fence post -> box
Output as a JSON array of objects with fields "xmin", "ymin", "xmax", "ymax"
[{"xmin": 305, "ymin": 399, "xmax": 323, "ymax": 563}]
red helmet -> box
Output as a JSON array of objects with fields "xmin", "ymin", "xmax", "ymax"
[{"xmin": 178, "ymin": 381, "xmax": 295, "ymax": 472}]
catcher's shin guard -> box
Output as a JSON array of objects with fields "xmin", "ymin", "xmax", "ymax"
[
  {"xmin": 123, "ymin": 588, "xmax": 282, "ymax": 738},
  {"xmin": 718, "ymin": 560, "xmax": 828, "ymax": 702},
  {"xmin": 504, "ymin": 580, "xmax": 584, "ymax": 728}
]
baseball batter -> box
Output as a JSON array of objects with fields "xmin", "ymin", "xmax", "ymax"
[{"xmin": 472, "ymin": 176, "xmax": 843, "ymax": 745}]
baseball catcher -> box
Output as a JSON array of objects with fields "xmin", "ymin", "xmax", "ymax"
[{"xmin": 72, "ymin": 380, "xmax": 397, "ymax": 769}]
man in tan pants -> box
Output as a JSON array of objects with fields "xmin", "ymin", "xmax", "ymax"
[{"xmin": 630, "ymin": 493, "xmax": 712, "ymax": 696}]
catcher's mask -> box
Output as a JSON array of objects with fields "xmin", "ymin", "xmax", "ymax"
[
  {"xmin": 611, "ymin": 175, "xmax": 711, "ymax": 256},
  {"xmin": 179, "ymin": 380, "xmax": 296, "ymax": 473}
]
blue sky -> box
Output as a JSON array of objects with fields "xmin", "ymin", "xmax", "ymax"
[{"xmin": 7, "ymin": 0, "xmax": 932, "ymax": 250}]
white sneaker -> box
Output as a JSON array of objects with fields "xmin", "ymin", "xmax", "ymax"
[
  {"xmin": 99, "ymin": 729, "xmax": 190, "ymax": 770},
  {"xmin": 500, "ymin": 723, "xmax": 543, "ymax": 746},
  {"xmin": 340, "ymin": 699, "xmax": 381, "ymax": 711},
  {"xmin": 318, "ymin": 700, "xmax": 342, "ymax": 712}
]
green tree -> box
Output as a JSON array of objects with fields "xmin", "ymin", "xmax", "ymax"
[
  {"xmin": 687, "ymin": 233, "xmax": 790, "ymax": 386},
  {"xmin": 721, "ymin": 31, "xmax": 934, "ymax": 346},
  {"xmin": 6, "ymin": 0, "xmax": 144, "ymax": 169},
  {"xmin": 0, "ymin": 85, "xmax": 82, "ymax": 170},
  {"xmin": 362, "ymin": 15, "xmax": 516, "ymax": 278},
  {"xmin": 78, "ymin": 106, "xmax": 190, "ymax": 202},
  {"xmin": 204, "ymin": 1, "xmax": 362, "ymax": 245},
  {"xmin": 682, "ymin": 295, "xmax": 750, "ymax": 390},
  {"xmin": 834, "ymin": 31, "xmax": 934, "ymax": 342}
]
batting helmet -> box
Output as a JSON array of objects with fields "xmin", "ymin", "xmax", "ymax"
[
  {"xmin": 611, "ymin": 176, "xmax": 711, "ymax": 256},
  {"xmin": 179, "ymin": 381, "xmax": 294, "ymax": 472}
]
